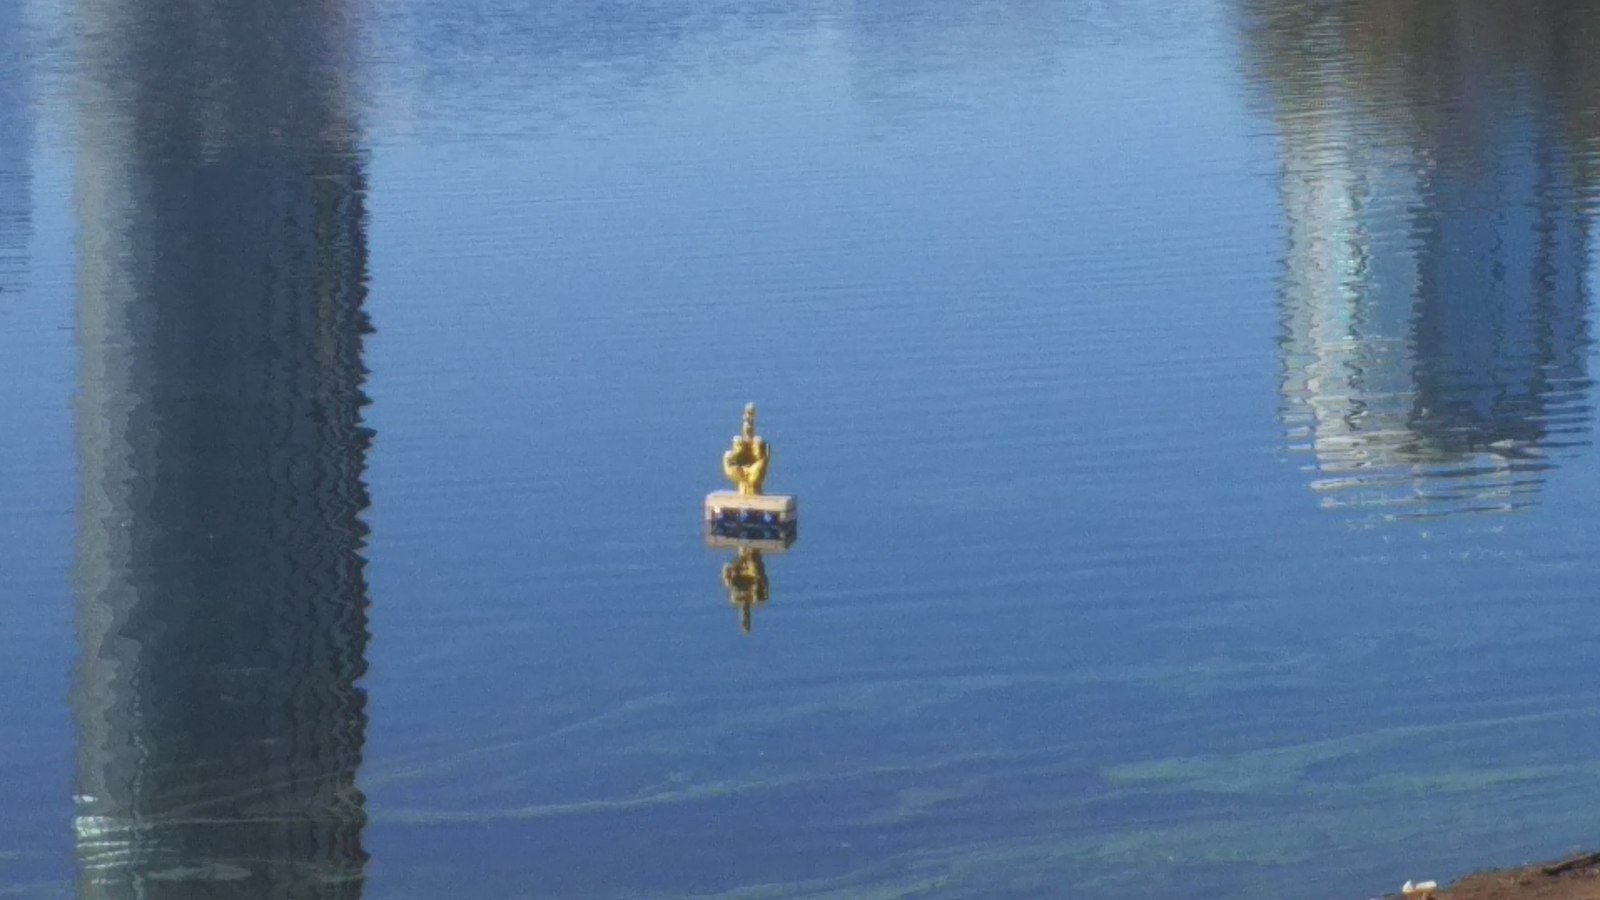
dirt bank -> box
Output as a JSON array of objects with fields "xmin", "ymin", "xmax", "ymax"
[{"xmin": 1391, "ymin": 852, "xmax": 1600, "ymax": 900}]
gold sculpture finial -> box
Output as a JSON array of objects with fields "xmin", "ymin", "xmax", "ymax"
[
  {"xmin": 722, "ymin": 402, "xmax": 770, "ymax": 496},
  {"xmin": 722, "ymin": 546, "xmax": 769, "ymax": 633}
]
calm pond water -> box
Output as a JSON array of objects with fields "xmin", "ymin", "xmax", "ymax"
[{"xmin": 5, "ymin": 1, "xmax": 1600, "ymax": 897}]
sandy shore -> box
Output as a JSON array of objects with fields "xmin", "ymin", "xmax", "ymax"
[{"xmin": 1386, "ymin": 852, "xmax": 1600, "ymax": 899}]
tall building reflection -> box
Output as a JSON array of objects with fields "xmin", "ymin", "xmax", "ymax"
[
  {"xmin": 1242, "ymin": 1, "xmax": 1600, "ymax": 516},
  {"xmin": 0, "ymin": 0, "xmax": 30, "ymax": 288},
  {"xmin": 71, "ymin": 0, "xmax": 372, "ymax": 895}
]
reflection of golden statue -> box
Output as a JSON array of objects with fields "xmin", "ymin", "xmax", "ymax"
[
  {"xmin": 721, "ymin": 403, "xmax": 770, "ymax": 496},
  {"xmin": 722, "ymin": 546, "xmax": 769, "ymax": 633}
]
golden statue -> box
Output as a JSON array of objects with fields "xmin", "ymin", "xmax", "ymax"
[
  {"xmin": 721, "ymin": 546, "xmax": 769, "ymax": 633},
  {"xmin": 721, "ymin": 403, "xmax": 770, "ymax": 496},
  {"xmin": 705, "ymin": 404, "xmax": 794, "ymax": 632}
]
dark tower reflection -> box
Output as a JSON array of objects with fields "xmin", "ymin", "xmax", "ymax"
[
  {"xmin": 1241, "ymin": 1, "xmax": 1600, "ymax": 517},
  {"xmin": 0, "ymin": 1, "xmax": 30, "ymax": 289},
  {"xmin": 71, "ymin": 0, "xmax": 371, "ymax": 895}
]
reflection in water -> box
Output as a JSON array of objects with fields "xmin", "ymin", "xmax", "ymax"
[
  {"xmin": 370, "ymin": 0, "xmax": 823, "ymax": 132},
  {"xmin": 708, "ymin": 535, "xmax": 793, "ymax": 634},
  {"xmin": 1242, "ymin": 1, "xmax": 1600, "ymax": 516},
  {"xmin": 723, "ymin": 546, "xmax": 770, "ymax": 634},
  {"xmin": 71, "ymin": 0, "xmax": 371, "ymax": 895},
  {"xmin": 0, "ymin": 1, "xmax": 29, "ymax": 289}
]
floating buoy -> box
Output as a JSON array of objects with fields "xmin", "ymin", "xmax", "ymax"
[
  {"xmin": 705, "ymin": 404, "xmax": 798, "ymax": 632},
  {"xmin": 704, "ymin": 403, "xmax": 797, "ymax": 544}
]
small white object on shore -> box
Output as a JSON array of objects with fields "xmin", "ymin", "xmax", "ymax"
[{"xmin": 1400, "ymin": 879, "xmax": 1438, "ymax": 896}]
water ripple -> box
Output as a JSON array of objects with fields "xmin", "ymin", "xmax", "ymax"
[{"xmin": 1243, "ymin": 0, "xmax": 1600, "ymax": 518}]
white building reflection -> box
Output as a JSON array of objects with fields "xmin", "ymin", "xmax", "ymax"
[
  {"xmin": 1245, "ymin": 2, "xmax": 1597, "ymax": 516},
  {"xmin": 71, "ymin": 0, "xmax": 371, "ymax": 895}
]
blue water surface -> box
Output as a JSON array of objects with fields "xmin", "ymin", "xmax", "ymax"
[{"xmin": 4, "ymin": 1, "xmax": 1600, "ymax": 897}]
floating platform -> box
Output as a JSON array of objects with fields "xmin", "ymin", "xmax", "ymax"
[
  {"xmin": 706, "ymin": 532, "xmax": 795, "ymax": 553},
  {"xmin": 704, "ymin": 491, "xmax": 797, "ymax": 544}
]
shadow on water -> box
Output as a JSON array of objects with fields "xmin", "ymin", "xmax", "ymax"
[
  {"xmin": 70, "ymin": 0, "xmax": 372, "ymax": 895},
  {"xmin": 1240, "ymin": 0, "xmax": 1600, "ymax": 519}
]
